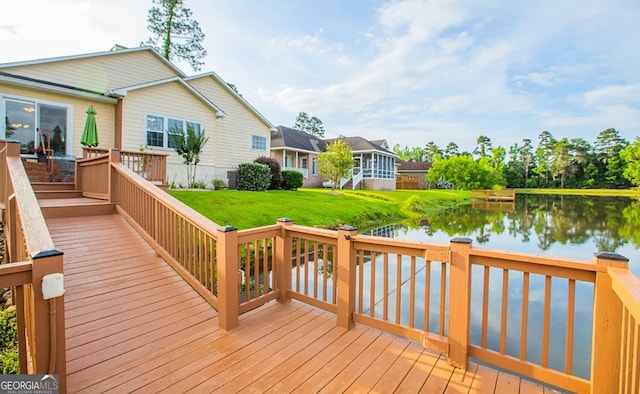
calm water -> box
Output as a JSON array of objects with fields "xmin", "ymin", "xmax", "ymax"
[{"xmin": 364, "ymin": 194, "xmax": 640, "ymax": 380}]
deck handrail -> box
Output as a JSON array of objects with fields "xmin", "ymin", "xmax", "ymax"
[
  {"xmin": 0, "ymin": 141, "xmax": 66, "ymax": 391},
  {"xmin": 83, "ymin": 147, "xmax": 168, "ymax": 184}
]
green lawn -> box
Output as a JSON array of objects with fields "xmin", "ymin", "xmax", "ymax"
[{"xmin": 168, "ymin": 188, "xmax": 470, "ymax": 230}]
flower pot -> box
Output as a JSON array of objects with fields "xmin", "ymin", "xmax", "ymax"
[{"xmin": 37, "ymin": 154, "xmax": 47, "ymax": 163}]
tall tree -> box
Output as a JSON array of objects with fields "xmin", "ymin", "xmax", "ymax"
[
  {"xmin": 424, "ymin": 141, "xmax": 442, "ymax": 162},
  {"xmin": 621, "ymin": 137, "xmax": 640, "ymax": 187},
  {"xmin": 552, "ymin": 138, "xmax": 572, "ymax": 188},
  {"xmin": 143, "ymin": 0, "xmax": 207, "ymax": 71},
  {"xmin": 474, "ymin": 135, "xmax": 493, "ymax": 158},
  {"xmin": 519, "ymin": 139, "xmax": 534, "ymax": 186},
  {"xmin": 318, "ymin": 139, "xmax": 353, "ymax": 192},
  {"xmin": 595, "ymin": 128, "xmax": 629, "ymax": 188},
  {"xmin": 444, "ymin": 142, "xmax": 459, "ymax": 158},
  {"xmin": 294, "ymin": 112, "xmax": 325, "ymax": 138},
  {"xmin": 534, "ymin": 131, "xmax": 557, "ymax": 187}
]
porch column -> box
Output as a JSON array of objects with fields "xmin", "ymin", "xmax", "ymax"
[{"xmin": 115, "ymin": 98, "xmax": 123, "ymax": 150}]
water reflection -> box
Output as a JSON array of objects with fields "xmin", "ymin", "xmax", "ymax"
[
  {"xmin": 375, "ymin": 195, "xmax": 640, "ymax": 276},
  {"xmin": 362, "ymin": 194, "xmax": 639, "ymax": 380}
]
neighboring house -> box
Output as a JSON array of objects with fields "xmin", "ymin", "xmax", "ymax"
[
  {"xmin": 396, "ymin": 160, "xmax": 432, "ymax": 189},
  {"xmin": 270, "ymin": 126, "xmax": 326, "ymax": 188},
  {"xmin": 0, "ymin": 46, "xmax": 275, "ymax": 186},
  {"xmin": 271, "ymin": 126, "xmax": 398, "ymax": 190}
]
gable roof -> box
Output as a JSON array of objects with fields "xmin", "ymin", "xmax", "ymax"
[
  {"xmin": 185, "ymin": 72, "xmax": 273, "ymax": 129},
  {"xmin": 272, "ymin": 126, "xmax": 326, "ymax": 153},
  {"xmin": 325, "ymin": 136, "xmax": 397, "ymax": 157},
  {"xmin": 107, "ymin": 77, "xmax": 226, "ymax": 117},
  {"xmin": 0, "ymin": 46, "xmax": 186, "ymax": 79},
  {"xmin": 397, "ymin": 160, "xmax": 432, "ymax": 171}
]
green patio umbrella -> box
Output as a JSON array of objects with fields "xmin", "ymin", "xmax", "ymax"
[{"xmin": 80, "ymin": 105, "xmax": 99, "ymax": 147}]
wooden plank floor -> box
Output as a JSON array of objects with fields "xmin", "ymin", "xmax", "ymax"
[{"xmin": 46, "ymin": 213, "xmax": 552, "ymax": 394}]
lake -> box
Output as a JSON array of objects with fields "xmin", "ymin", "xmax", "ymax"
[{"xmin": 364, "ymin": 194, "xmax": 640, "ymax": 380}]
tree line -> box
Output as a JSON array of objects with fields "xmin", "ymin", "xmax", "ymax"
[{"xmin": 394, "ymin": 128, "xmax": 640, "ymax": 189}]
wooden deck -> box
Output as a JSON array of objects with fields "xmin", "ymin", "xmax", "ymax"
[{"xmin": 46, "ymin": 213, "xmax": 552, "ymax": 393}]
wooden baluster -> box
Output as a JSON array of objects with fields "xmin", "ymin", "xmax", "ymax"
[
  {"xmin": 448, "ymin": 237, "xmax": 472, "ymax": 369},
  {"xmin": 590, "ymin": 252, "xmax": 628, "ymax": 394}
]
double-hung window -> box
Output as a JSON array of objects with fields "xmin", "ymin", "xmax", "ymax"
[{"xmin": 145, "ymin": 114, "xmax": 202, "ymax": 149}]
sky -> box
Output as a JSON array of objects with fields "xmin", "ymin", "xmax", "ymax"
[{"xmin": 1, "ymin": 0, "xmax": 639, "ymax": 153}]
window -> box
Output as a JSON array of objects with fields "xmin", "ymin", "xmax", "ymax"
[
  {"xmin": 301, "ymin": 157, "xmax": 308, "ymax": 169},
  {"xmin": 145, "ymin": 114, "xmax": 202, "ymax": 149},
  {"xmin": 252, "ymin": 135, "xmax": 267, "ymax": 150},
  {"xmin": 312, "ymin": 158, "xmax": 318, "ymax": 175}
]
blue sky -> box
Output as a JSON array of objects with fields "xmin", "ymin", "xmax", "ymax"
[{"xmin": 1, "ymin": 0, "xmax": 638, "ymax": 152}]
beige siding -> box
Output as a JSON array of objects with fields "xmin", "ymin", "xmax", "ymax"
[
  {"xmin": 1, "ymin": 82, "xmax": 116, "ymax": 157},
  {"xmin": 2, "ymin": 51, "xmax": 177, "ymax": 92},
  {"xmin": 120, "ymin": 81, "xmax": 220, "ymax": 186},
  {"xmin": 188, "ymin": 77, "xmax": 272, "ymax": 170}
]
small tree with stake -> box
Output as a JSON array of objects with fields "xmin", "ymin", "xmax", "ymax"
[
  {"xmin": 170, "ymin": 124, "xmax": 208, "ymax": 188},
  {"xmin": 318, "ymin": 139, "xmax": 353, "ymax": 192}
]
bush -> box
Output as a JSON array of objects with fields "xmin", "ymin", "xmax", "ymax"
[
  {"xmin": 282, "ymin": 170, "xmax": 304, "ymax": 190},
  {"xmin": 212, "ymin": 179, "xmax": 226, "ymax": 190},
  {"xmin": 254, "ymin": 156, "xmax": 282, "ymax": 190},
  {"xmin": 238, "ymin": 163, "xmax": 271, "ymax": 191},
  {"xmin": 0, "ymin": 309, "xmax": 17, "ymax": 374}
]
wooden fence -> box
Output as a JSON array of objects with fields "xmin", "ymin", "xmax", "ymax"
[
  {"xmin": 83, "ymin": 147, "xmax": 167, "ymax": 184},
  {"xmin": 396, "ymin": 174, "xmax": 421, "ymax": 190},
  {"xmin": 0, "ymin": 141, "xmax": 66, "ymax": 391}
]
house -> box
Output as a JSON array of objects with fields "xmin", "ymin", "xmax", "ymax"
[
  {"xmin": 270, "ymin": 126, "xmax": 398, "ymax": 190},
  {"xmin": 396, "ymin": 159, "xmax": 432, "ymax": 189},
  {"xmin": 0, "ymin": 46, "xmax": 275, "ymax": 186}
]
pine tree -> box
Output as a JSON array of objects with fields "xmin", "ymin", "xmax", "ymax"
[{"xmin": 142, "ymin": 0, "xmax": 207, "ymax": 71}]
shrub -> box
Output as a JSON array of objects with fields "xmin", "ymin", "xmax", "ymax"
[
  {"xmin": 254, "ymin": 156, "xmax": 282, "ymax": 190},
  {"xmin": 282, "ymin": 170, "xmax": 304, "ymax": 190},
  {"xmin": 212, "ymin": 178, "xmax": 226, "ymax": 190},
  {"xmin": 191, "ymin": 180, "xmax": 208, "ymax": 189},
  {"xmin": 238, "ymin": 163, "xmax": 271, "ymax": 191}
]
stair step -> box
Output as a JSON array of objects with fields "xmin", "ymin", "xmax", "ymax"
[
  {"xmin": 31, "ymin": 182, "xmax": 76, "ymax": 191},
  {"xmin": 36, "ymin": 190, "xmax": 83, "ymax": 199},
  {"xmin": 41, "ymin": 204, "xmax": 116, "ymax": 219}
]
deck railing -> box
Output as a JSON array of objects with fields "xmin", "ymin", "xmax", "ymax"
[
  {"xmin": 0, "ymin": 141, "xmax": 66, "ymax": 391},
  {"xmin": 83, "ymin": 147, "xmax": 167, "ymax": 184},
  {"xmin": 471, "ymin": 189, "xmax": 516, "ymax": 201},
  {"xmin": 68, "ymin": 147, "xmax": 640, "ymax": 393}
]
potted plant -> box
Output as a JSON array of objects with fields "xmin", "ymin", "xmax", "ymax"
[{"xmin": 31, "ymin": 147, "xmax": 47, "ymax": 162}]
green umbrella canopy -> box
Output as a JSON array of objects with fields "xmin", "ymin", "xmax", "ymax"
[{"xmin": 80, "ymin": 105, "xmax": 99, "ymax": 147}]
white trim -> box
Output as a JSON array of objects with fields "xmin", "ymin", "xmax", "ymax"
[
  {"xmin": 186, "ymin": 72, "xmax": 276, "ymax": 130},
  {"xmin": 108, "ymin": 77, "xmax": 226, "ymax": 117},
  {"xmin": 270, "ymin": 146, "xmax": 318, "ymax": 155},
  {"xmin": 0, "ymin": 74, "xmax": 117, "ymax": 103},
  {"xmin": 143, "ymin": 112, "xmax": 203, "ymax": 150}
]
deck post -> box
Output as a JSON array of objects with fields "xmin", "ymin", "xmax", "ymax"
[
  {"xmin": 30, "ymin": 250, "xmax": 67, "ymax": 393},
  {"xmin": 448, "ymin": 237, "xmax": 472, "ymax": 369},
  {"xmin": 217, "ymin": 226, "xmax": 239, "ymax": 330},
  {"xmin": 590, "ymin": 252, "xmax": 628, "ymax": 394},
  {"xmin": 275, "ymin": 218, "xmax": 294, "ymax": 304},
  {"xmin": 336, "ymin": 226, "xmax": 358, "ymax": 329},
  {"xmin": 108, "ymin": 149, "xmax": 120, "ymax": 204}
]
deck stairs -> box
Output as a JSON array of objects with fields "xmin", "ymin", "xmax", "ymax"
[{"xmin": 34, "ymin": 182, "xmax": 116, "ymax": 219}]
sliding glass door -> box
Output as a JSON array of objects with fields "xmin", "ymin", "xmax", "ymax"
[{"xmin": 3, "ymin": 97, "xmax": 69, "ymax": 155}]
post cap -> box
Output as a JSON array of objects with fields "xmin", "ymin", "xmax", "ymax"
[
  {"xmin": 277, "ymin": 218, "xmax": 293, "ymax": 223},
  {"xmin": 451, "ymin": 237, "xmax": 473, "ymax": 244},
  {"xmin": 338, "ymin": 225, "xmax": 358, "ymax": 231},
  {"xmin": 594, "ymin": 252, "xmax": 628, "ymax": 262},
  {"xmin": 220, "ymin": 225, "xmax": 238, "ymax": 233}
]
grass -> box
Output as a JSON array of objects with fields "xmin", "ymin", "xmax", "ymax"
[
  {"xmin": 516, "ymin": 188, "xmax": 640, "ymax": 197},
  {"xmin": 168, "ymin": 188, "xmax": 470, "ymax": 230}
]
